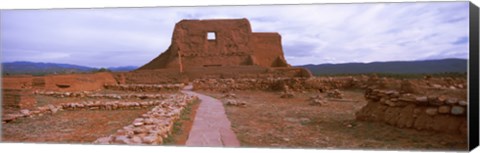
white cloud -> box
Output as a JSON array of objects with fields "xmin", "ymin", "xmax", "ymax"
[{"xmin": 0, "ymin": 2, "xmax": 470, "ymax": 67}]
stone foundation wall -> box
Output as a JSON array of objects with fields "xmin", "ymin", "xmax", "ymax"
[
  {"xmin": 356, "ymin": 88, "xmax": 467, "ymax": 136},
  {"xmin": 103, "ymin": 84, "xmax": 184, "ymax": 92},
  {"xmin": 192, "ymin": 76, "xmax": 368, "ymax": 92},
  {"xmin": 2, "ymin": 93, "xmax": 199, "ymax": 145},
  {"xmin": 192, "ymin": 77, "xmax": 309, "ymax": 91},
  {"xmin": 34, "ymin": 91, "xmax": 171, "ymax": 100},
  {"xmin": 93, "ymin": 95, "xmax": 198, "ymax": 144}
]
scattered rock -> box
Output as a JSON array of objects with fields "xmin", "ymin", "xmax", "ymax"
[
  {"xmin": 224, "ymin": 99, "xmax": 246, "ymax": 106},
  {"xmin": 223, "ymin": 93, "xmax": 237, "ymax": 99},
  {"xmin": 445, "ymin": 98, "xmax": 458, "ymax": 105},
  {"xmin": 415, "ymin": 96, "xmax": 428, "ymax": 103},
  {"xmin": 20, "ymin": 109, "xmax": 30, "ymax": 115},
  {"xmin": 398, "ymin": 94, "xmax": 416, "ymax": 102},
  {"xmin": 451, "ymin": 106, "xmax": 465, "ymax": 115},
  {"xmin": 142, "ymin": 135, "xmax": 158, "ymax": 144},
  {"xmin": 437, "ymin": 95, "xmax": 447, "ymax": 103},
  {"xmin": 310, "ymin": 99, "xmax": 327, "ymax": 106},
  {"xmin": 280, "ymin": 91, "xmax": 294, "ymax": 98},
  {"xmin": 425, "ymin": 108, "xmax": 438, "ymax": 116},
  {"xmin": 48, "ymin": 105, "xmax": 59, "ymax": 114},
  {"xmin": 94, "ymin": 137, "xmax": 112, "ymax": 144},
  {"xmin": 326, "ymin": 89, "xmax": 343, "ymax": 99},
  {"xmin": 114, "ymin": 135, "xmax": 130, "ymax": 144},
  {"xmin": 438, "ymin": 106, "xmax": 451, "ymax": 114}
]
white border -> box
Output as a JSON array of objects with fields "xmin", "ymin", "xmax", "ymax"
[
  {"xmin": 0, "ymin": 0, "xmax": 478, "ymax": 153},
  {"xmin": 0, "ymin": 0, "xmax": 475, "ymax": 9}
]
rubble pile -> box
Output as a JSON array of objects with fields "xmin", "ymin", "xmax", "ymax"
[
  {"xmin": 309, "ymin": 95, "xmax": 327, "ymax": 106},
  {"xmin": 221, "ymin": 93, "xmax": 246, "ymax": 106}
]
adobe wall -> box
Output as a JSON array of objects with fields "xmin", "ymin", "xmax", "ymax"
[
  {"xmin": 117, "ymin": 66, "xmax": 311, "ymax": 84},
  {"xmin": 2, "ymin": 72, "xmax": 117, "ymax": 91},
  {"xmin": 138, "ymin": 19, "xmax": 289, "ymax": 70},
  {"xmin": 250, "ymin": 33, "xmax": 289, "ymax": 67},
  {"xmin": 2, "ymin": 89, "xmax": 36, "ymax": 115},
  {"xmin": 2, "ymin": 75, "xmax": 33, "ymax": 89}
]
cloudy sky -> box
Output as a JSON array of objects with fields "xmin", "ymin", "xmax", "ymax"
[{"xmin": 0, "ymin": 2, "xmax": 469, "ymax": 67}]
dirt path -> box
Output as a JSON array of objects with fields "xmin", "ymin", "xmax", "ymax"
[{"xmin": 181, "ymin": 85, "xmax": 240, "ymax": 147}]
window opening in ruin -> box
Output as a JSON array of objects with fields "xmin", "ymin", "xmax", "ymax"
[{"xmin": 207, "ymin": 32, "xmax": 216, "ymax": 40}]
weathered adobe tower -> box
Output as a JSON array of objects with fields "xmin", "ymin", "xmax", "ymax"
[{"xmin": 138, "ymin": 18, "xmax": 290, "ymax": 71}]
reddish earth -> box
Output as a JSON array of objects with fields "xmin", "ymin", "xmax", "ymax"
[
  {"xmin": 164, "ymin": 100, "xmax": 200, "ymax": 145},
  {"xmin": 1, "ymin": 87, "xmax": 198, "ymax": 145},
  {"xmin": 200, "ymin": 89, "xmax": 467, "ymax": 151},
  {"xmin": 1, "ymin": 70, "xmax": 468, "ymax": 150},
  {"xmin": 2, "ymin": 109, "xmax": 150, "ymax": 143}
]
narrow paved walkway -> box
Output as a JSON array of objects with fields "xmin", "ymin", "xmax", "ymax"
[{"xmin": 181, "ymin": 85, "xmax": 240, "ymax": 147}]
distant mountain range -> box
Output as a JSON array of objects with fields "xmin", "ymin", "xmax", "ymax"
[
  {"xmin": 1, "ymin": 58, "xmax": 467, "ymax": 76},
  {"xmin": 297, "ymin": 58, "xmax": 467, "ymax": 76},
  {"xmin": 1, "ymin": 61, "xmax": 138, "ymax": 75}
]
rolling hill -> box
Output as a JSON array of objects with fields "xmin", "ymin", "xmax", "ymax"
[
  {"xmin": 2, "ymin": 58, "xmax": 467, "ymax": 76},
  {"xmin": 1, "ymin": 61, "xmax": 138, "ymax": 75},
  {"xmin": 297, "ymin": 58, "xmax": 467, "ymax": 76}
]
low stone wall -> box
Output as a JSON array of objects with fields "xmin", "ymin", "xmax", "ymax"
[
  {"xmin": 356, "ymin": 88, "xmax": 467, "ymax": 136},
  {"xmin": 192, "ymin": 76, "xmax": 367, "ymax": 92},
  {"xmin": 93, "ymin": 95, "xmax": 198, "ymax": 144},
  {"xmin": 2, "ymin": 94, "xmax": 195, "ymax": 123},
  {"xmin": 2, "ymin": 72, "xmax": 117, "ymax": 91},
  {"xmin": 34, "ymin": 91, "xmax": 170, "ymax": 100},
  {"xmin": 104, "ymin": 84, "xmax": 184, "ymax": 92},
  {"xmin": 192, "ymin": 77, "xmax": 308, "ymax": 91}
]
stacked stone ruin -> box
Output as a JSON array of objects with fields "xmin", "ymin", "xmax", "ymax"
[{"xmin": 356, "ymin": 87, "xmax": 467, "ymax": 136}]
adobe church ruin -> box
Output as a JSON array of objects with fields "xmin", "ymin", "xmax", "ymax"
[
  {"xmin": 114, "ymin": 18, "xmax": 311, "ymax": 84},
  {"xmin": 138, "ymin": 18, "xmax": 290, "ymax": 71}
]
